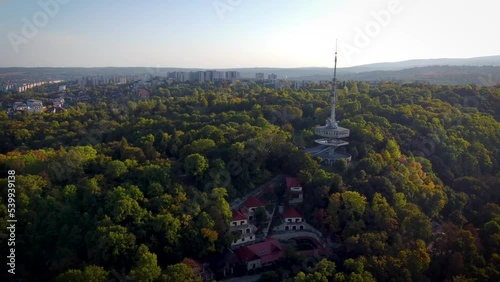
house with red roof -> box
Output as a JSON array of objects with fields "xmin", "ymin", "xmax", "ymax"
[
  {"xmin": 231, "ymin": 209, "xmax": 248, "ymax": 227},
  {"xmin": 230, "ymin": 209, "xmax": 258, "ymax": 247},
  {"xmin": 233, "ymin": 238, "xmax": 284, "ymax": 271},
  {"xmin": 283, "ymin": 207, "xmax": 304, "ymax": 223},
  {"xmin": 243, "ymin": 196, "xmax": 264, "ymax": 212},
  {"xmin": 241, "ymin": 196, "xmax": 265, "ymax": 221},
  {"xmin": 286, "ymin": 177, "xmax": 303, "ymax": 205},
  {"xmin": 273, "ymin": 207, "xmax": 308, "ymax": 232}
]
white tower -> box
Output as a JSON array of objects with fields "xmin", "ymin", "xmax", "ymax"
[{"xmin": 307, "ymin": 42, "xmax": 351, "ymax": 165}]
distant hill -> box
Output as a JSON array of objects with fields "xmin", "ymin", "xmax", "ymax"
[
  {"xmin": 343, "ymin": 55, "xmax": 500, "ymax": 72},
  {"xmin": 296, "ymin": 66, "xmax": 500, "ymax": 86},
  {"xmin": 1, "ymin": 55, "xmax": 499, "ymax": 86},
  {"xmin": 222, "ymin": 55, "xmax": 500, "ymax": 79}
]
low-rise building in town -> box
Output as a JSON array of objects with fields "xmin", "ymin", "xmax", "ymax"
[
  {"xmin": 230, "ymin": 209, "xmax": 258, "ymax": 247},
  {"xmin": 233, "ymin": 238, "xmax": 284, "ymax": 271},
  {"xmin": 26, "ymin": 99, "xmax": 43, "ymax": 113},
  {"xmin": 286, "ymin": 177, "xmax": 303, "ymax": 205},
  {"xmin": 273, "ymin": 207, "xmax": 308, "ymax": 232},
  {"xmin": 9, "ymin": 100, "xmax": 44, "ymax": 113},
  {"xmin": 241, "ymin": 196, "xmax": 265, "ymax": 221}
]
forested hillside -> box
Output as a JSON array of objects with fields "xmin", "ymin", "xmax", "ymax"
[{"xmin": 1, "ymin": 80, "xmax": 499, "ymax": 281}]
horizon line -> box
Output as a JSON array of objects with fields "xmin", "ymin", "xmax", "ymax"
[{"xmin": 1, "ymin": 54, "xmax": 499, "ymax": 69}]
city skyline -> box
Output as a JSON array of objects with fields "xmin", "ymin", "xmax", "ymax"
[{"xmin": 0, "ymin": 0, "xmax": 498, "ymax": 68}]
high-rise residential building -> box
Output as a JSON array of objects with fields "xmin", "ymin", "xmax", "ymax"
[
  {"xmin": 226, "ymin": 71, "xmax": 240, "ymax": 80},
  {"xmin": 214, "ymin": 71, "xmax": 226, "ymax": 81},
  {"xmin": 255, "ymin": 73, "xmax": 265, "ymax": 80},
  {"xmin": 268, "ymin": 73, "xmax": 278, "ymax": 80},
  {"xmin": 203, "ymin": 70, "xmax": 225, "ymax": 82},
  {"xmin": 172, "ymin": 72, "xmax": 189, "ymax": 82},
  {"xmin": 294, "ymin": 80, "xmax": 307, "ymax": 89},
  {"xmin": 77, "ymin": 77, "xmax": 86, "ymax": 86},
  {"xmin": 204, "ymin": 70, "xmax": 215, "ymax": 82},
  {"xmin": 206, "ymin": 70, "xmax": 227, "ymax": 82},
  {"xmin": 168, "ymin": 70, "xmax": 239, "ymax": 83},
  {"xmin": 193, "ymin": 71, "xmax": 205, "ymax": 82}
]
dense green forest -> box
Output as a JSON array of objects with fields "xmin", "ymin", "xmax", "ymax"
[{"xmin": 1, "ymin": 80, "xmax": 499, "ymax": 281}]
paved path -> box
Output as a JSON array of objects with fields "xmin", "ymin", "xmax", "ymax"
[{"xmin": 270, "ymin": 231, "xmax": 322, "ymax": 242}]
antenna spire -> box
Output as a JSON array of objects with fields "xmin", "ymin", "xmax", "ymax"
[{"xmin": 330, "ymin": 40, "xmax": 338, "ymax": 128}]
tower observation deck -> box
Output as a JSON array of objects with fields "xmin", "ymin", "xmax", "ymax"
[{"xmin": 306, "ymin": 43, "xmax": 351, "ymax": 165}]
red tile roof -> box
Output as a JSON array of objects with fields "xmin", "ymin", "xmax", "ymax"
[
  {"xmin": 282, "ymin": 207, "xmax": 303, "ymax": 219},
  {"xmin": 232, "ymin": 209, "xmax": 247, "ymax": 221},
  {"xmin": 264, "ymin": 184, "xmax": 274, "ymax": 194},
  {"xmin": 233, "ymin": 247, "xmax": 259, "ymax": 262},
  {"xmin": 286, "ymin": 177, "xmax": 302, "ymax": 189},
  {"xmin": 234, "ymin": 239, "xmax": 284, "ymax": 264},
  {"xmin": 240, "ymin": 206, "xmax": 249, "ymax": 214},
  {"xmin": 243, "ymin": 196, "xmax": 264, "ymax": 209}
]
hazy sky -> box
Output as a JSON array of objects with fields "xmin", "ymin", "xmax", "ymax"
[{"xmin": 0, "ymin": 0, "xmax": 498, "ymax": 68}]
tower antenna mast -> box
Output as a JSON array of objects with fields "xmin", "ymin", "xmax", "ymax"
[
  {"xmin": 307, "ymin": 39, "xmax": 351, "ymax": 165},
  {"xmin": 330, "ymin": 39, "xmax": 338, "ymax": 128}
]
